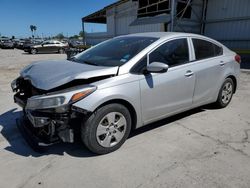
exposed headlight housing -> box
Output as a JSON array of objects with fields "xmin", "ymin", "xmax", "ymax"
[
  {"xmin": 26, "ymin": 96, "xmax": 66, "ymax": 110},
  {"xmin": 26, "ymin": 86, "xmax": 96, "ymax": 110}
]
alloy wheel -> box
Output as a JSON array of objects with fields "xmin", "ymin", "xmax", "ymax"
[
  {"xmin": 221, "ymin": 82, "xmax": 233, "ymax": 104},
  {"xmin": 96, "ymin": 112, "xmax": 127, "ymax": 148},
  {"xmin": 31, "ymin": 49, "xmax": 37, "ymax": 54}
]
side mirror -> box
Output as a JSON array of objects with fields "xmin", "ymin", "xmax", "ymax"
[{"xmin": 146, "ymin": 62, "xmax": 169, "ymax": 73}]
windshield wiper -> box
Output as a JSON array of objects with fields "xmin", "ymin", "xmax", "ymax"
[{"xmin": 69, "ymin": 56, "xmax": 78, "ymax": 62}]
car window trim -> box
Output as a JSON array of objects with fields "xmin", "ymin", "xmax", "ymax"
[
  {"xmin": 191, "ymin": 37, "xmax": 224, "ymax": 61},
  {"xmin": 147, "ymin": 37, "xmax": 191, "ymax": 67},
  {"xmin": 130, "ymin": 37, "xmax": 192, "ymax": 74}
]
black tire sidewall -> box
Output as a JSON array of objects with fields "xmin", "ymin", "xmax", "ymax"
[
  {"xmin": 81, "ymin": 103, "xmax": 132, "ymax": 154},
  {"xmin": 216, "ymin": 78, "xmax": 234, "ymax": 108}
]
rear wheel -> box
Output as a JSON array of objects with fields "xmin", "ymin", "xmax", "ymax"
[
  {"xmin": 215, "ymin": 78, "xmax": 234, "ymax": 108},
  {"xmin": 58, "ymin": 48, "xmax": 65, "ymax": 54},
  {"xmin": 81, "ymin": 103, "xmax": 131, "ymax": 154}
]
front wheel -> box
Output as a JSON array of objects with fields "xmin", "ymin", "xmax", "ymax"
[
  {"xmin": 30, "ymin": 48, "xmax": 37, "ymax": 54},
  {"xmin": 215, "ymin": 78, "xmax": 234, "ymax": 108},
  {"xmin": 81, "ymin": 103, "xmax": 131, "ymax": 154}
]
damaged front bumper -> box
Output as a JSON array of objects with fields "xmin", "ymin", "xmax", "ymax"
[
  {"xmin": 16, "ymin": 117, "xmax": 58, "ymax": 152},
  {"xmin": 17, "ymin": 107, "xmax": 88, "ymax": 151},
  {"xmin": 12, "ymin": 77, "xmax": 94, "ymax": 151}
]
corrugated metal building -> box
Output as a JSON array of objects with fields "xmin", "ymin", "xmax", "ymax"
[
  {"xmin": 205, "ymin": 0, "xmax": 250, "ymax": 50},
  {"xmin": 82, "ymin": 0, "xmax": 250, "ymax": 51}
]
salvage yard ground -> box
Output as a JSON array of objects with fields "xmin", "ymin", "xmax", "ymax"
[{"xmin": 0, "ymin": 49, "xmax": 250, "ymax": 188}]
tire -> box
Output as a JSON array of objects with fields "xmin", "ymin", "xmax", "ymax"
[
  {"xmin": 58, "ymin": 48, "xmax": 65, "ymax": 54},
  {"xmin": 215, "ymin": 78, "xmax": 234, "ymax": 108},
  {"xmin": 81, "ymin": 103, "xmax": 131, "ymax": 154},
  {"xmin": 30, "ymin": 48, "xmax": 37, "ymax": 54}
]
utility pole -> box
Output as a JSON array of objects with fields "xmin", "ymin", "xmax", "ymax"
[
  {"xmin": 82, "ymin": 20, "xmax": 86, "ymax": 45},
  {"xmin": 170, "ymin": 0, "xmax": 176, "ymax": 31}
]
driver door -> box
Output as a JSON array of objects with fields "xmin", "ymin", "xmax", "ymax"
[{"xmin": 140, "ymin": 38, "xmax": 196, "ymax": 124}]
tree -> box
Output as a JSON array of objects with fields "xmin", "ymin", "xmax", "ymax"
[
  {"xmin": 71, "ymin": 35, "xmax": 79, "ymax": 39},
  {"xmin": 33, "ymin": 26, "xmax": 37, "ymax": 37},
  {"xmin": 30, "ymin": 25, "xmax": 37, "ymax": 38},
  {"xmin": 79, "ymin": 31, "xmax": 85, "ymax": 38},
  {"xmin": 30, "ymin": 25, "xmax": 36, "ymax": 38},
  {"xmin": 55, "ymin": 33, "xmax": 65, "ymax": 40},
  {"xmin": 30, "ymin": 25, "xmax": 34, "ymax": 37}
]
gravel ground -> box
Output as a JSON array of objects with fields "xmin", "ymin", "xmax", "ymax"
[{"xmin": 0, "ymin": 49, "xmax": 250, "ymax": 188}]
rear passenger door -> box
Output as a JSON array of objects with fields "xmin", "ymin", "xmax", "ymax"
[{"xmin": 191, "ymin": 38, "xmax": 224, "ymax": 106}]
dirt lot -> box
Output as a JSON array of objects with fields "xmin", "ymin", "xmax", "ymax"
[{"xmin": 0, "ymin": 49, "xmax": 250, "ymax": 188}]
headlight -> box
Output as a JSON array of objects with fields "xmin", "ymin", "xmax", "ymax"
[
  {"xmin": 26, "ymin": 96, "xmax": 65, "ymax": 110},
  {"xmin": 26, "ymin": 86, "xmax": 96, "ymax": 110}
]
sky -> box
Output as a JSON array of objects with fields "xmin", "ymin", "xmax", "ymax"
[{"xmin": 0, "ymin": 0, "xmax": 117, "ymax": 38}]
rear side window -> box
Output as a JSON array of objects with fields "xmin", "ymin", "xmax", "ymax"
[
  {"xmin": 149, "ymin": 38, "xmax": 189, "ymax": 67},
  {"xmin": 192, "ymin": 39, "xmax": 223, "ymax": 60}
]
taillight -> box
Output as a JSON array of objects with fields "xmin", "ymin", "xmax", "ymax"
[{"xmin": 235, "ymin": 54, "xmax": 241, "ymax": 64}]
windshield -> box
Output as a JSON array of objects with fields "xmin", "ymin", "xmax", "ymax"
[{"xmin": 73, "ymin": 36, "xmax": 158, "ymax": 67}]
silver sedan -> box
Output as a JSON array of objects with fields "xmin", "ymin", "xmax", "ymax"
[{"xmin": 12, "ymin": 32, "xmax": 241, "ymax": 154}]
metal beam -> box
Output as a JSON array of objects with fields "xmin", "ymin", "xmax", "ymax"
[
  {"xmin": 206, "ymin": 16, "xmax": 250, "ymax": 24},
  {"xmin": 200, "ymin": 0, "xmax": 208, "ymax": 34},
  {"xmin": 170, "ymin": 0, "xmax": 176, "ymax": 31},
  {"xmin": 82, "ymin": 21, "xmax": 86, "ymax": 45}
]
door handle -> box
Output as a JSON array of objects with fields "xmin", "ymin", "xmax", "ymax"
[
  {"xmin": 185, "ymin": 70, "xmax": 194, "ymax": 77},
  {"xmin": 220, "ymin": 61, "xmax": 225, "ymax": 66}
]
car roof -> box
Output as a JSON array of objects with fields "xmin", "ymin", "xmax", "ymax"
[
  {"xmin": 125, "ymin": 32, "xmax": 209, "ymax": 39},
  {"xmin": 125, "ymin": 32, "xmax": 177, "ymax": 38},
  {"xmin": 122, "ymin": 32, "xmax": 226, "ymax": 49}
]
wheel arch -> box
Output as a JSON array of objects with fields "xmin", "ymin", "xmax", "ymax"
[
  {"xmin": 226, "ymin": 75, "xmax": 237, "ymax": 93},
  {"xmin": 95, "ymin": 99, "xmax": 138, "ymax": 130}
]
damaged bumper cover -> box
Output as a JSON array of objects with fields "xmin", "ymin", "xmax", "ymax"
[
  {"xmin": 16, "ymin": 117, "xmax": 57, "ymax": 152},
  {"xmin": 16, "ymin": 106, "xmax": 89, "ymax": 151},
  {"xmin": 12, "ymin": 77, "xmax": 94, "ymax": 150}
]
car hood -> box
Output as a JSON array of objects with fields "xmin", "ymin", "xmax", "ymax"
[{"xmin": 20, "ymin": 60, "xmax": 118, "ymax": 90}]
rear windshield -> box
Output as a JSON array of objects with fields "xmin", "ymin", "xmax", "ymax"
[{"xmin": 73, "ymin": 36, "xmax": 158, "ymax": 67}]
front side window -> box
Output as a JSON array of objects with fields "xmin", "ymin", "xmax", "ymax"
[
  {"xmin": 42, "ymin": 41, "xmax": 50, "ymax": 45},
  {"xmin": 73, "ymin": 36, "xmax": 158, "ymax": 67},
  {"xmin": 149, "ymin": 38, "xmax": 189, "ymax": 67},
  {"xmin": 192, "ymin": 39, "xmax": 223, "ymax": 60}
]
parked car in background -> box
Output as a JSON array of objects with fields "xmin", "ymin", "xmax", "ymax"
[
  {"xmin": 23, "ymin": 40, "xmax": 43, "ymax": 52},
  {"xmin": 15, "ymin": 39, "xmax": 29, "ymax": 49},
  {"xmin": 12, "ymin": 39, "xmax": 20, "ymax": 48},
  {"xmin": 12, "ymin": 32, "xmax": 240, "ymax": 154},
  {"xmin": 0, "ymin": 39, "xmax": 14, "ymax": 49},
  {"xmin": 0, "ymin": 39, "xmax": 6, "ymax": 48},
  {"xmin": 68, "ymin": 40, "xmax": 84, "ymax": 48},
  {"xmin": 66, "ymin": 40, "xmax": 91, "ymax": 60},
  {"xmin": 24, "ymin": 40, "xmax": 68, "ymax": 54}
]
